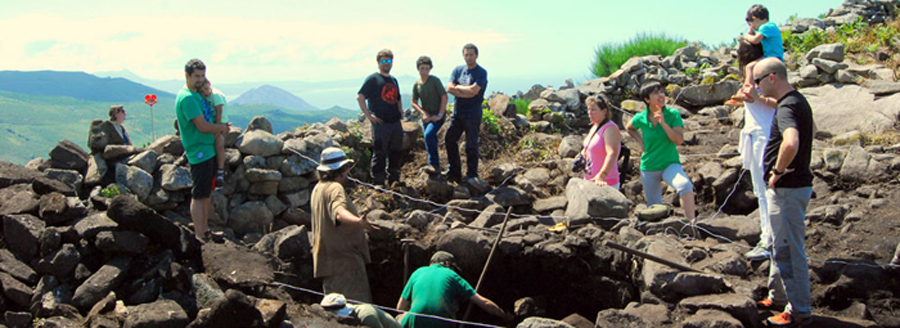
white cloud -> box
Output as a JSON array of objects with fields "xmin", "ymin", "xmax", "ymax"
[{"xmin": 0, "ymin": 13, "xmax": 508, "ymax": 82}]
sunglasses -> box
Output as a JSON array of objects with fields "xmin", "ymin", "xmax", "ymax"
[
  {"xmin": 754, "ymin": 72, "xmax": 774, "ymax": 85},
  {"xmin": 379, "ymin": 59, "xmax": 393, "ymax": 64}
]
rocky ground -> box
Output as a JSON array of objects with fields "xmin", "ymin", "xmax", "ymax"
[{"xmin": 1, "ymin": 1, "xmax": 900, "ymax": 328}]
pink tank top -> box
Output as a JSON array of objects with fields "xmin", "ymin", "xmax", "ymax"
[{"xmin": 583, "ymin": 121, "xmax": 621, "ymax": 186}]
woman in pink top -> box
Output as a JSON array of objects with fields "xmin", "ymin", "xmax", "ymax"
[{"xmin": 583, "ymin": 95, "xmax": 622, "ymax": 189}]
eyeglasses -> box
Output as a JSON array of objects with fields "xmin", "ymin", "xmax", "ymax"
[
  {"xmin": 754, "ymin": 72, "xmax": 774, "ymax": 85},
  {"xmin": 379, "ymin": 59, "xmax": 393, "ymax": 64}
]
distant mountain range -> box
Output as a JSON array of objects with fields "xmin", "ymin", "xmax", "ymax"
[
  {"xmin": 232, "ymin": 85, "xmax": 319, "ymax": 111},
  {"xmin": 0, "ymin": 70, "xmax": 174, "ymax": 102},
  {"xmin": 0, "ymin": 70, "xmax": 359, "ymax": 165}
]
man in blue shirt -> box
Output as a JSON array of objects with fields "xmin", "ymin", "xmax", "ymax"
[{"xmin": 444, "ymin": 44, "xmax": 488, "ymax": 183}]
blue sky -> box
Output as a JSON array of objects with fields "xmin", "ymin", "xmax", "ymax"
[{"xmin": 1, "ymin": 0, "xmax": 838, "ymax": 86}]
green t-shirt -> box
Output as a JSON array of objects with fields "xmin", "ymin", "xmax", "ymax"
[
  {"xmin": 630, "ymin": 107, "xmax": 684, "ymax": 171},
  {"xmin": 176, "ymin": 87, "xmax": 216, "ymax": 164},
  {"xmin": 412, "ymin": 75, "xmax": 447, "ymax": 116},
  {"xmin": 400, "ymin": 264, "xmax": 476, "ymax": 328}
]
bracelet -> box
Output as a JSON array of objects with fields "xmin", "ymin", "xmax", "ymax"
[{"xmin": 772, "ymin": 169, "xmax": 784, "ymax": 176}]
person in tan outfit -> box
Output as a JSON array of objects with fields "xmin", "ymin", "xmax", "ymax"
[{"xmin": 311, "ymin": 147, "xmax": 378, "ymax": 302}]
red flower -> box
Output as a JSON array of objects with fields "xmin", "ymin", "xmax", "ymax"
[{"xmin": 144, "ymin": 94, "xmax": 157, "ymax": 107}]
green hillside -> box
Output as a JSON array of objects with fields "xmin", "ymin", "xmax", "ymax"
[
  {"xmin": 0, "ymin": 70, "xmax": 175, "ymax": 102},
  {"xmin": 0, "ymin": 90, "xmax": 358, "ymax": 165}
]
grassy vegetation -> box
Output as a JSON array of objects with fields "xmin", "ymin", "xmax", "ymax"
[
  {"xmin": 513, "ymin": 98, "xmax": 531, "ymax": 116},
  {"xmin": 782, "ymin": 15, "xmax": 900, "ymax": 71},
  {"xmin": 482, "ymin": 107, "xmax": 501, "ymax": 134},
  {"xmin": 591, "ymin": 32, "xmax": 688, "ymax": 78}
]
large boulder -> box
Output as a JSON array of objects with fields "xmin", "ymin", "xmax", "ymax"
[
  {"xmin": 84, "ymin": 153, "xmax": 107, "ymax": 187},
  {"xmin": 558, "ymin": 135, "xmax": 582, "ymax": 158},
  {"xmin": 71, "ymin": 256, "xmax": 132, "ymax": 309},
  {"xmin": 676, "ymin": 81, "xmax": 741, "ymax": 108},
  {"xmin": 3, "ymin": 214, "xmax": 45, "ymax": 262},
  {"xmin": 805, "ymin": 43, "xmax": 846, "ymax": 62},
  {"xmin": 434, "ymin": 229, "xmax": 491, "ymax": 272},
  {"xmin": 245, "ymin": 116, "xmax": 273, "ymax": 134},
  {"xmin": 228, "ymin": 201, "xmax": 274, "ymax": 236},
  {"xmin": 677, "ymin": 294, "xmax": 757, "ymax": 328},
  {"xmin": 107, "ymin": 196, "xmax": 201, "ymax": 258},
  {"xmin": 124, "ymin": 300, "xmax": 189, "ymax": 328},
  {"xmin": 160, "ymin": 164, "xmax": 193, "ymax": 191},
  {"xmin": 87, "ymin": 120, "xmax": 127, "ymax": 153},
  {"xmin": 401, "ymin": 121, "xmax": 423, "ymax": 152},
  {"xmin": 489, "ymin": 94, "xmax": 515, "ymax": 118},
  {"xmin": 0, "ymin": 162, "xmax": 73, "ymax": 196},
  {"xmin": 114, "ymin": 163, "xmax": 153, "ymax": 201},
  {"xmin": 802, "ymin": 84, "xmax": 900, "ymax": 134},
  {"xmin": 49, "ymin": 139, "xmax": 89, "ymax": 173},
  {"xmin": 0, "ymin": 184, "xmax": 40, "ymax": 216},
  {"xmin": 127, "ymin": 149, "xmax": 160, "ymax": 174},
  {"xmin": 638, "ymin": 236, "xmax": 688, "ymax": 296},
  {"xmin": 148, "ymin": 135, "xmax": 184, "ymax": 156},
  {"xmin": 565, "ymin": 178, "xmax": 630, "ymax": 220},
  {"xmin": 237, "ymin": 130, "xmax": 284, "ymax": 157},
  {"xmin": 201, "ymin": 243, "xmax": 274, "ymax": 288},
  {"xmin": 44, "ymin": 168, "xmax": 83, "ymax": 192}
]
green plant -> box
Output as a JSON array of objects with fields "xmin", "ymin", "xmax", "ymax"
[
  {"xmin": 513, "ymin": 98, "xmax": 532, "ymax": 116},
  {"xmin": 482, "ymin": 108, "xmax": 501, "ymax": 134},
  {"xmin": 591, "ymin": 32, "xmax": 687, "ymax": 77},
  {"xmin": 101, "ymin": 185, "xmax": 120, "ymax": 198},
  {"xmin": 685, "ymin": 67, "xmax": 701, "ymax": 78}
]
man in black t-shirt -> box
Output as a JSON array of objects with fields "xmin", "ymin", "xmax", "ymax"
[
  {"xmin": 753, "ymin": 57, "xmax": 815, "ymax": 327},
  {"xmin": 357, "ymin": 49, "xmax": 403, "ymax": 186}
]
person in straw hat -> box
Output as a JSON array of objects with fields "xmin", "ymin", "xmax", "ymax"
[{"xmin": 311, "ymin": 147, "xmax": 379, "ymax": 302}]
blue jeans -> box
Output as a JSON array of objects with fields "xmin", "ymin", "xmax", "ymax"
[
  {"xmin": 371, "ymin": 121, "xmax": 403, "ymax": 185},
  {"xmin": 422, "ymin": 118, "xmax": 445, "ymax": 169},
  {"xmin": 766, "ymin": 187, "xmax": 813, "ymax": 319},
  {"xmin": 640, "ymin": 163, "xmax": 694, "ymax": 205},
  {"xmin": 445, "ymin": 108, "xmax": 481, "ymax": 178}
]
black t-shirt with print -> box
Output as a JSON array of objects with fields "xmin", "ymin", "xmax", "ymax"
[
  {"xmin": 358, "ymin": 73, "xmax": 401, "ymax": 123},
  {"xmin": 763, "ymin": 90, "xmax": 814, "ymax": 188}
]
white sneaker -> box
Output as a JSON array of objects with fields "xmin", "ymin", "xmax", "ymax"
[{"xmin": 745, "ymin": 245, "xmax": 771, "ymax": 261}]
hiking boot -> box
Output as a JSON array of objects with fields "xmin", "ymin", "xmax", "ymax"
[
  {"xmin": 757, "ymin": 297, "xmax": 785, "ymax": 310},
  {"xmin": 767, "ymin": 311, "xmax": 812, "ymax": 326},
  {"xmin": 214, "ymin": 171, "xmax": 225, "ymax": 190},
  {"xmin": 204, "ymin": 231, "xmax": 225, "ymax": 244},
  {"xmin": 745, "ymin": 244, "xmax": 771, "ymax": 261},
  {"xmin": 443, "ymin": 170, "xmax": 461, "ymax": 183},
  {"xmin": 423, "ymin": 166, "xmax": 440, "ymax": 175}
]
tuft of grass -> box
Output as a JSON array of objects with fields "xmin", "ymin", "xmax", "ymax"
[
  {"xmin": 513, "ymin": 99, "xmax": 531, "ymax": 116},
  {"xmin": 782, "ymin": 15, "xmax": 900, "ymax": 72},
  {"xmin": 591, "ymin": 32, "xmax": 688, "ymax": 78}
]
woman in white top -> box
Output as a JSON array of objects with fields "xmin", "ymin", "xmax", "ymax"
[{"xmin": 735, "ymin": 39, "xmax": 777, "ymax": 261}]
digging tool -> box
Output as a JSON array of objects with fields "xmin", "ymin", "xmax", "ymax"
[
  {"xmin": 401, "ymin": 238, "xmax": 416, "ymax": 284},
  {"xmin": 460, "ymin": 208, "xmax": 512, "ymax": 327},
  {"xmin": 602, "ymin": 240, "xmax": 701, "ymax": 273}
]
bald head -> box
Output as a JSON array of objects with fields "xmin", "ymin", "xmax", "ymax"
[{"xmin": 753, "ymin": 57, "xmax": 787, "ymax": 82}]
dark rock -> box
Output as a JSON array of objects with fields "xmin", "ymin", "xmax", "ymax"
[
  {"xmin": 0, "ymin": 184, "xmax": 40, "ymax": 216},
  {"xmin": 72, "ymin": 256, "xmax": 132, "ymax": 309},
  {"xmin": 88, "ymin": 120, "xmax": 127, "ymax": 153},
  {"xmin": 49, "ymin": 140, "xmax": 89, "ymax": 173},
  {"xmin": 0, "ymin": 249, "xmax": 37, "ymax": 284},
  {"xmin": 188, "ymin": 289, "xmax": 263, "ymax": 328},
  {"xmin": 565, "ymin": 178, "xmax": 630, "ymax": 221},
  {"xmin": 471, "ymin": 204, "xmax": 507, "ymax": 229},
  {"xmin": 74, "ymin": 213, "xmax": 118, "ymax": 240},
  {"xmin": 681, "ymin": 309, "xmax": 743, "ymax": 328},
  {"xmin": 434, "ymin": 229, "xmax": 491, "ymax": 272},
  {"xmin": 228, "ymin": 201, "xmax": 274, "ymax": 236},
  {"xmin": 677, "ymin": 293, "xmax": 756, "ymax": 328},
  {"xmin": 6, "ymin": 311, "xmax": 33, "ymax": 328},
  {"xmin": 107, "ymin": 196, "xmax": 200, "ymax": 259},
  {"xmin": 191, "ymin": 273, "xmax": 224, "ymax": 310},
  {"xmin": 102, "ymin": 145, "xmax": 141, "ymax": 161},
  {"xmin": 148, "ymin": 135, "xmax": 185, "ymax": 156},
  {"xmin": 94, "ymin": 231, "xmax": 149, "ymax": 255},
  {"xmin": 255, "ymin": 298, "xmax": 287, "ymax": 328},
  {"xmin": 0, "ymin": 162, "xmax": 73, "ymax": 196},
  {"xmin": 660, "ymin": 272, "xmax": 728, "ymax": 301},
  {"xmin": 43, "ymin": 168, "xmax": 83, "ymax": 192},
  {"xmin": 519, "ymin": 317, "xmax": 575, "ymax": 328},
  {"xmin": 677, "ymin": 80, "xmax": 741, "ymax": 108},
  {"xmin": 124, "ymin": 300, "xmax": 189, "ymax": 328},
  {"xmin": 3, "ymin": 214, "xmax": 45, "ymax": 262},
  {"xmin": 485, "ymin": 187, "xmax": 530, "ymax": 207},
  {"xmin": 0, "ymin": 270, "xmax": 33, "ymax": 307},
  {"xmin": 201, "ymin": 243, "xmax": 274, "ymax": 288},
  {"xmin": 124, "ymin": 277, "xmax": 160, "ymax": 305},
  {"xmin": 38, "ymin": 192, "xmax": 73, "ymax": 225},
  {"xmin": 533, "ymin": 196, "xmax": 567, "ymax": 213},
  {"xmin": 35, "ymin": 244, "xmax": 80, "ymax": 278},
  {"xmin": 273, "ymin": 225, "xmax": 312, "ymax": 262},
  {"xmin": 594, "ymin": 308, "xmax": 652, "ymax": 328},
  {"xmin": 34, "ymin": 316, "xmax": 83, "ymax": 327}
]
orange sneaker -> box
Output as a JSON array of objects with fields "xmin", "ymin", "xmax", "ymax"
[
  {"xmin": 757, "ymin": 298, "xmax": 783, "ymax": 309},
  {"xmin": 767, "ymin": 311, "xmax": 812, "ymax": 326}
]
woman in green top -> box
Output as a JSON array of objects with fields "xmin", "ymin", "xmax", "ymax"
[
  {"xmin": 411, "ymin": 56, "xmax": 448, "ymax": 174},
  {"xmin": 625, "ymin": 82, "xmax": 696, "ymax": 222}
]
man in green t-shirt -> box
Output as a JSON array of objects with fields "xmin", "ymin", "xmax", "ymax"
[
  {"xmin": 396, "ymin": 251, "xmax": 512, "ymax": 328},
  {"xmin": 175, "ymin": 58, "xmax": 230, "ymax": 241}
]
